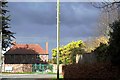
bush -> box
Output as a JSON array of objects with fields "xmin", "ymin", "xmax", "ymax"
[
  {"xmin": 63, "ymin": 63, "xmax": 120, "ymax": 79},
  {"xmin": 93, "ymin": 43, "xmax": 110, "ymax": 62}
]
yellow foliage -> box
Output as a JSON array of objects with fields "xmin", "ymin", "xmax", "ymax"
[{"xmin": 85, "ymin": 35, "xmax": 109, "ymax": 52}]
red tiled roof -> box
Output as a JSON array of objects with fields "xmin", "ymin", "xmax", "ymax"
[{"xmin": 4, "ymin": 44, "xmax": 48, "ymax": 55}]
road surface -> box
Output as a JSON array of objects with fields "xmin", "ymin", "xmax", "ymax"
[{"xmin": 0, "ymin": 73, "xmax": 63, "ymax": 80}]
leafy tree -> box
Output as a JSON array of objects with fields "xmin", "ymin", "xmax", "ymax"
[
  {"xmin": 0, "ymin": 1, "xmax": 15, "ymax": 51},
  {"xmin": 70, "ymin": 45, "xmax": 85, "ymax": 64},
  {"xmin": 108, "ymin": 20, "xmax": 120, "ymax": 66},
  {"xmin": 52, "ymin": 40, "xmax": 85, "ymax": 64}
]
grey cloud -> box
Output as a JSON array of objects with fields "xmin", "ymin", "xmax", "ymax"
[
  {"xmin": 60, "ymin": 2, "xmax": 100, "ymax": 26},
  {"xmin": 61, "ymin": 23, "xmax": 98, "ymax": 39},
  {"xmin": 8, "ymin": 2, "xmax": 57, "ymax": 39},
  {"xmin": 8, "ymin": 2, "xmax": 56, "ymax": 26},
  {"xmin": 8, "ymin": 2, "xmax": 100, "ymax": 39},
  {"xmin": 59, "ymin": 2, "xmax": 100, "ymax": 39}
]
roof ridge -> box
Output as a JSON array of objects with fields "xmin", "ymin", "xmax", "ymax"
[{"xmin": 4, "ymin": 43, "xmax": 48, "ymax": 55}]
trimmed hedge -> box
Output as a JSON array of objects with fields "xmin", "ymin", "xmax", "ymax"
[{"xmin": 62, "ymin": 63, "xmax": 120, "ymax": 79}]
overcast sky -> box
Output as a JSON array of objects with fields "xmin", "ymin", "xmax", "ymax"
[{"xmin": 8, "ymin": 2, "xmax": 101, "ymax": 58}]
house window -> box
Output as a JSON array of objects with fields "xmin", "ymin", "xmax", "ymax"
[{"xmin": 36, "ymin": 55, "xmax": 40, "ymax": 60}]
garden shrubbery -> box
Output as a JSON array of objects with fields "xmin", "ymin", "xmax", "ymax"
[{"xmin": 63, "ymin": 63, "xmax": 120, "ymax": 79}]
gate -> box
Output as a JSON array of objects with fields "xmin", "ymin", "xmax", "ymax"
[{"xmin": 32, "ymin": 64, "xmax": 53, "ymax": 73}]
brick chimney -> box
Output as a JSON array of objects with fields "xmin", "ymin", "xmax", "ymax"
[{"xmin": 46, "ymin": 42, "xmax": 48, "ymax": 54}]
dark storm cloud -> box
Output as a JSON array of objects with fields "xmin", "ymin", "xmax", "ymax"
[
  {"xmin": 8, "ymin": 2, "xmax": 57, "ymax": 38},
  {"xmin": 61, "ymin": 23, "xmax": 98, "ymax": 39},
  {"xmin": 8, "ymin": 2, "xmax": 100, "ymax": 39},
  {"xmin": 59, "ymin": 2, "xmax": 100, "ymax": 39},
  {"xmin": 60, "ymin": 2, "xmax": 99, "ymax": 26},
  {"xmin": 8, "ymin": 2, "xmax": 56, "ymax": 25}
]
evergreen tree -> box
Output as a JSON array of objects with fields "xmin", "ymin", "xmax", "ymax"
[
  {"xmin": 0, "ymin": 1, "xmax": 15, "ymax": 51},
  {"xmin": 109, "ymin": 20, "xmax": 120, "ymax": 66},
  {"xmin": 94, "ymin": 43, "xmax": 109, "ymax": 62}
]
